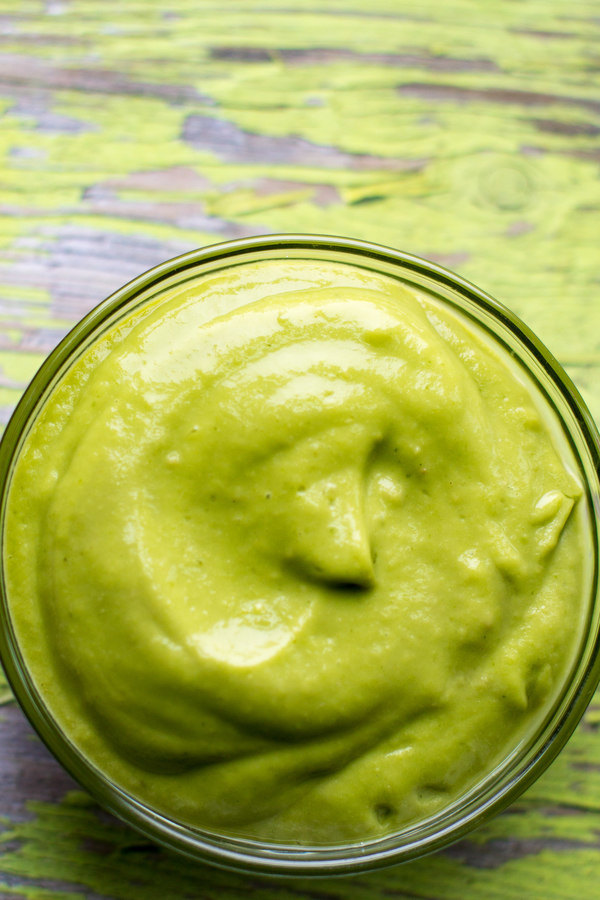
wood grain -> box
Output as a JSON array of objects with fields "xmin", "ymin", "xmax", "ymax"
[{"xmin": 1, "ymin": 1, "xmax": 599, "ymax": 897}]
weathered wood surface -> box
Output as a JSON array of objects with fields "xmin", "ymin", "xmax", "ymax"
[{"xmin": 1, "ymin": 1, "xmax": 599, "ymax": 897}]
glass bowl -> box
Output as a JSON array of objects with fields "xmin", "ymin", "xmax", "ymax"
[{"xmin": 0, "ymin": 234, "xmax": 599, "ymax": 876}]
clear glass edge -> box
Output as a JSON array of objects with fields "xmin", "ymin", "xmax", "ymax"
[{"xmin": 0, "ymin": 233, "xmax": 598, "ymax": 876}]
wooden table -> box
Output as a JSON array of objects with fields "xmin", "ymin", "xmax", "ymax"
[{"xmin": 1, "ymin": 1, "xmax": 599, "ymax": 897}]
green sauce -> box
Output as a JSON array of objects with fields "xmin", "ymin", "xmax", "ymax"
[{"xmin": 4, "ymin": 259, "xmax": 587, "ymax": 843}]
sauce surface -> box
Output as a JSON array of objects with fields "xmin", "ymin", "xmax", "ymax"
[{"xmin": 4, "ymin": 259, "xmax": 587, "ymax": 842}]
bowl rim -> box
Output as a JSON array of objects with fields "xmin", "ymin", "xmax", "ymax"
[{"xmin": 0, "ymin": 233, "xmax": 599, "ymax": 876}]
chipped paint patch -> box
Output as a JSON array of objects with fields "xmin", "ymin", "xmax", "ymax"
[{"xmin": 0, "ymin": 672, "xmax": 12, "ymax": 706}]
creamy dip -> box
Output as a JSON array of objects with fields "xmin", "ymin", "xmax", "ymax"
[{"xmin": 4, "ymin": 258, "xmax": 587, "ymax": 843}]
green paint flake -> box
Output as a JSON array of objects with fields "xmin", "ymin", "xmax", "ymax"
[
  {"xmin": 0, "ymin": 670, "xmax": 12, "ymax": 706},
  {"xmin": 585, "ymin": 707, "xmax": 600, "ymax": 727},
  {"xmin": 0, "ymin": 352, "xmax": 47, "ymax": 385},
  {"xmin": 0, "ymin": 387, "xmax": 30, "ymax": 412},
  {"xmin": 471, "ymin": 807, "xmax": 600, "ymax": 847},
  {"xmin": 0, "ymin": 881, "xmax": 90, "ymax": 900},
  {"xmin": 0, "ymin": 286, "xmax": 51, "ymax": 304},
  {"xmin": 204, "ymin": 164, "xmax": 397, "ymax": 189},
  {"xmin": 205, "ymin": 186, "xmax": 315, "ymax": 217},
  {"xmin": 32, "ymin": 215, "xmax": 214, "ymax": 248}
]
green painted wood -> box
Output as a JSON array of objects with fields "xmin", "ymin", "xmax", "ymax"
[{"xmin": 0, "ymin": 0, "xmax": 599, "ymax": 897}]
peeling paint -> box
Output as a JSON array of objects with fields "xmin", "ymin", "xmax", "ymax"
[{"xmin": 0, "ymin": 672, "xmax": 12, "ymax": 706}]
